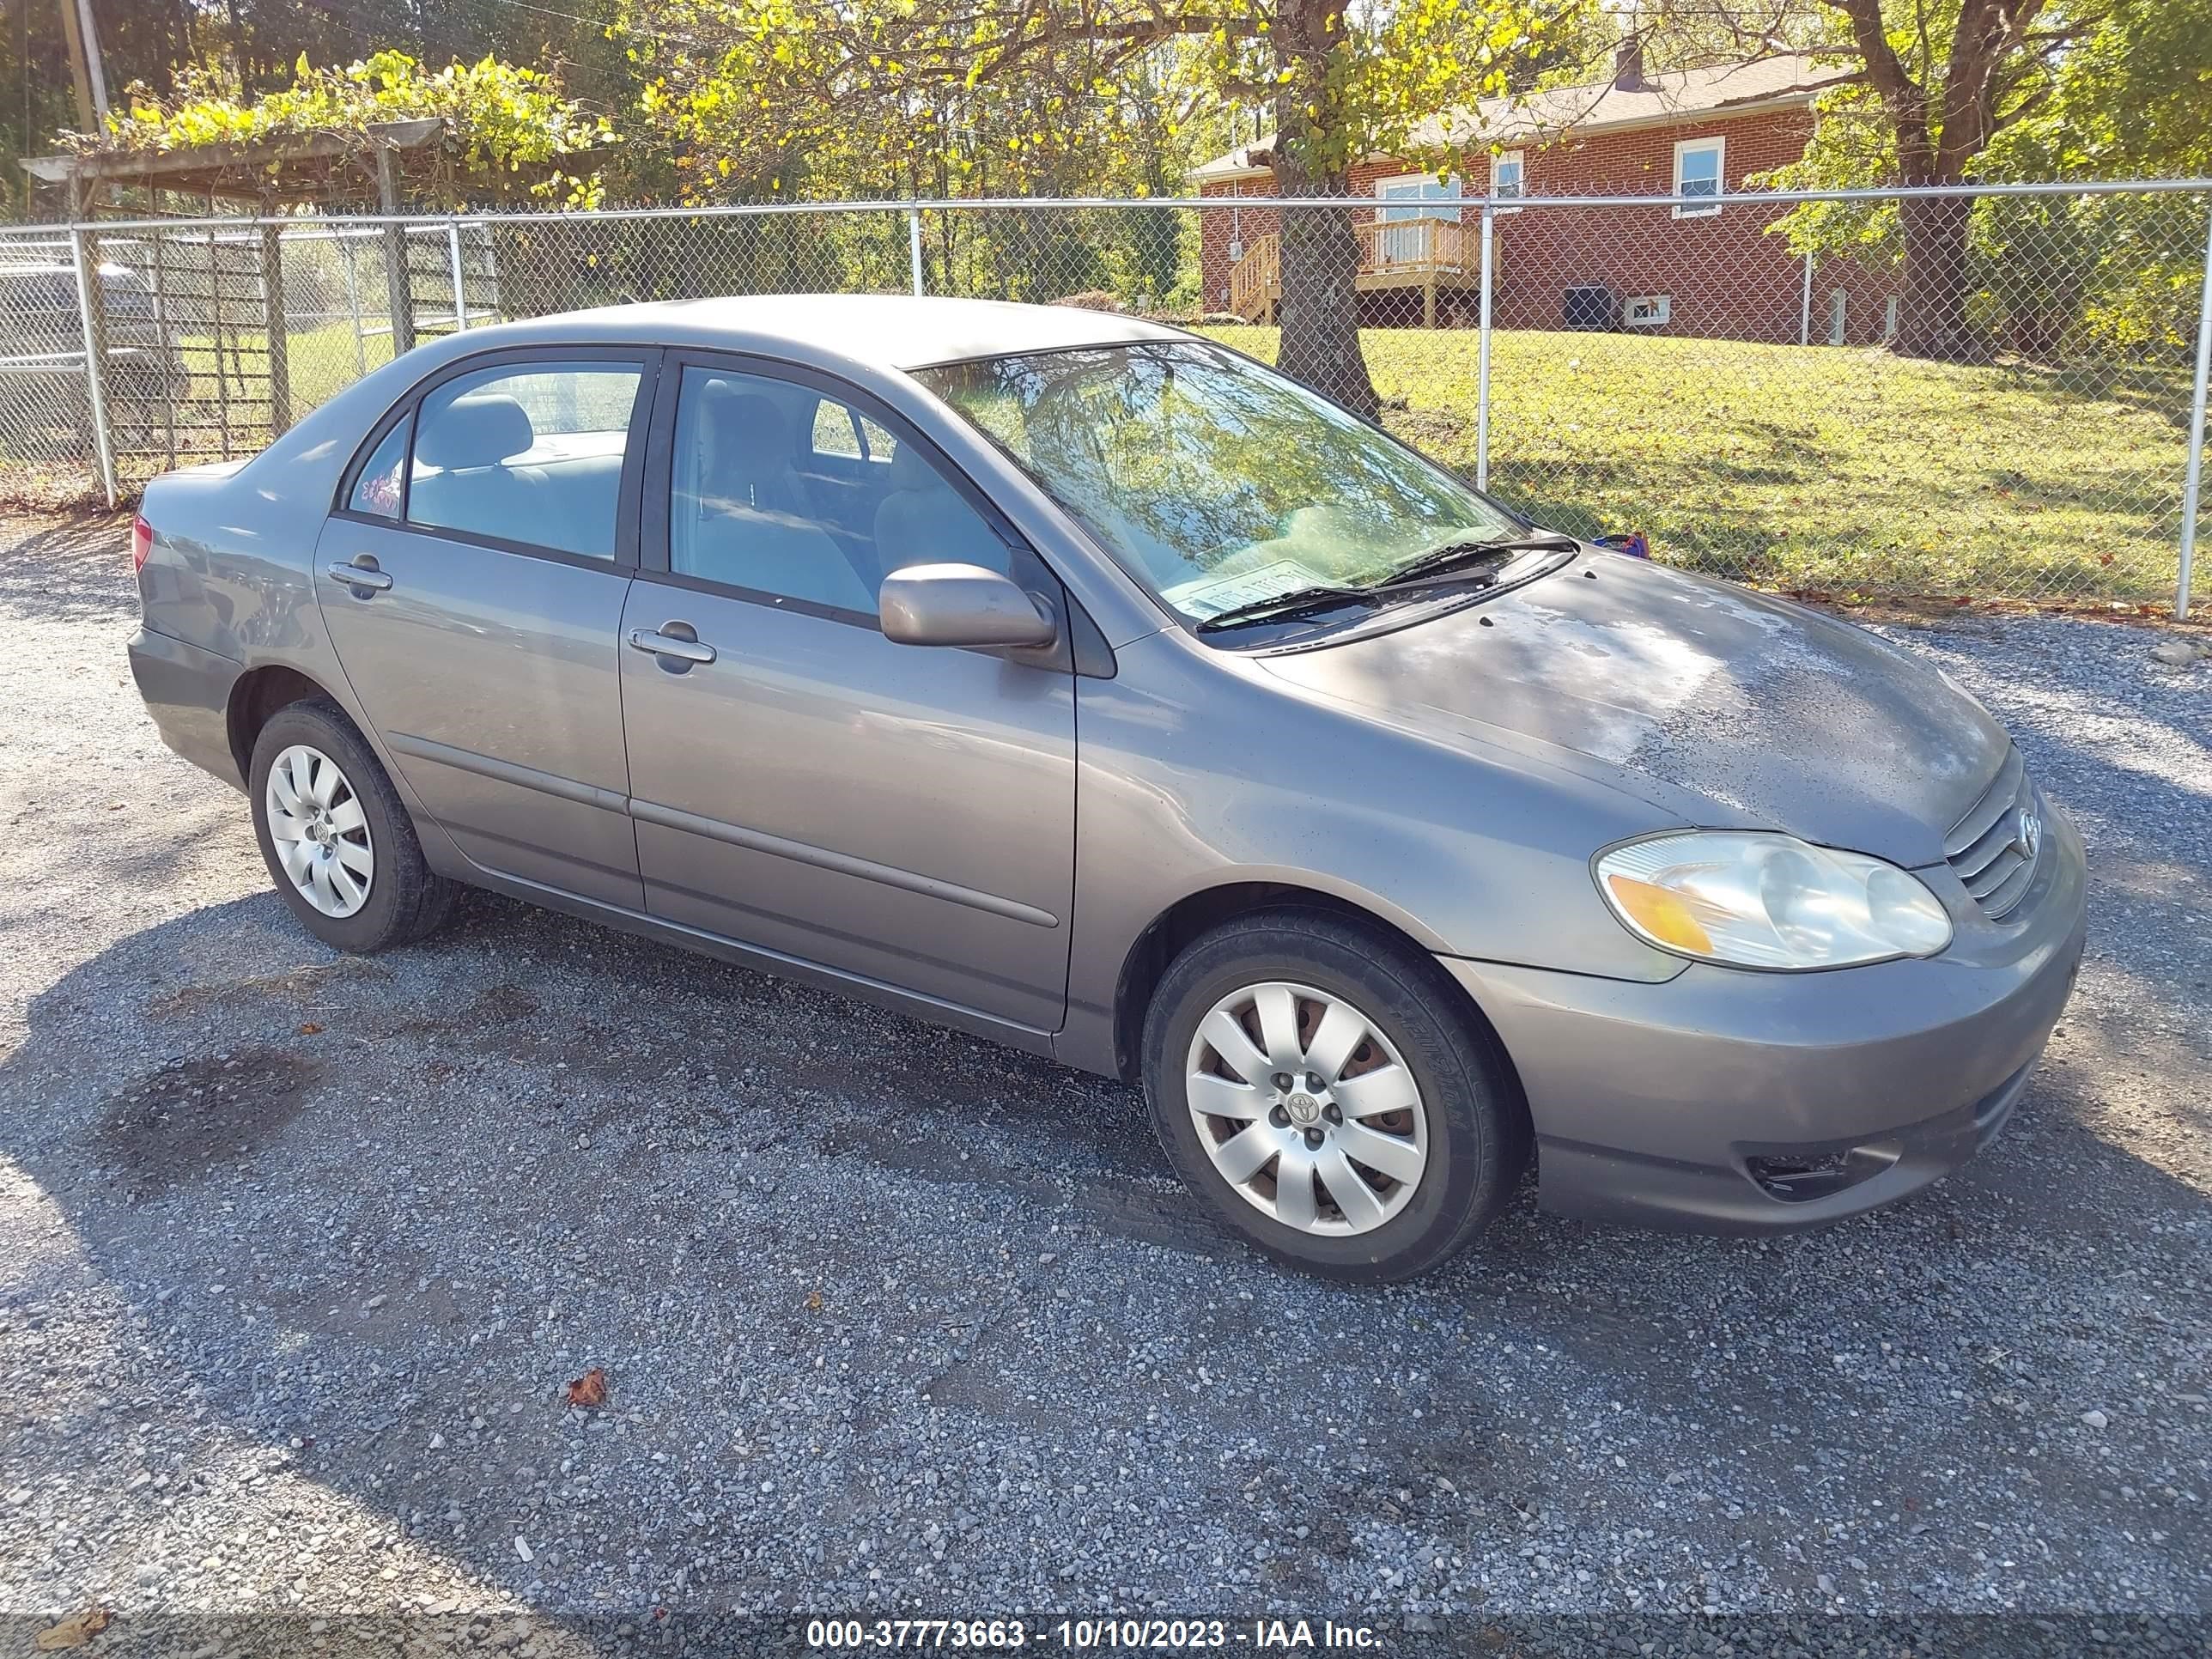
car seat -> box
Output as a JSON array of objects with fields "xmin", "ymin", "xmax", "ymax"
[
  {"xmin": 409, "ymin": 392, "xmax": 549, "ymax": 544},
  {"xmin": 871, "ymin": 443, "xmax": 1009, "ymax": 580},
  {"xmin": 681, "ymin": 383, "xmax": 873, "ymax": 612}
]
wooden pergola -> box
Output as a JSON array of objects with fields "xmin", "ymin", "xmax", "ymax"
[
  {"xmin": 23, "ymin": 115, "xmax": 452, "ymax": 216},
  {"xmin": 21, "ymin": 118, "xmax": 455, "ymax": 435},
  {"xmin": 21, "ymin": 119, "xmax": 593, "ymax": 437}
]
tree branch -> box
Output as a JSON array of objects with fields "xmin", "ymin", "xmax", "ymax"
[{"xmin": 1826, "ymin": 0, "xmax": 1933, "ymax": 173}]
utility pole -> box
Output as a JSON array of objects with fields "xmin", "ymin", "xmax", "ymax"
[
  {"xmin": 77, "ymin": 0, "xmax": 109, "ymax": 123},
  {"xmin": 55, "ymin": 0, "xmax": 108, "ymax": 134},
  {"xmin": 55, "ymin": 0, "xmax": 94, "ymax": 134}
]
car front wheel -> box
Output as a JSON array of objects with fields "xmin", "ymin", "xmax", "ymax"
[{"xmin": 1142, "ymin": 910, "xmax": 1527, "ymax": 1282}]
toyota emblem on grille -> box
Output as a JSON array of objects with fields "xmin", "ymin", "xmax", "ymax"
[{"xmin": 2011, "ymin": 808, "xmax": 2042, "ymax": 861}]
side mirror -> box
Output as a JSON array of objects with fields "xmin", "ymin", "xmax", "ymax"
[{"xmin": 878, "ymin": 562, "xmax": 1057, "ymax": 650}]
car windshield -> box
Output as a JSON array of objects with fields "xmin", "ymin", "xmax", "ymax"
[{"xmin": 913, "ymin": 341, "xmax": 1527, "ymax": 626}]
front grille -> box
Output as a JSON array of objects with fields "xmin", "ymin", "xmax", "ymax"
[{"xmin": 1944, "ymin": 746, "xmax": 2042, "ymax": 921}]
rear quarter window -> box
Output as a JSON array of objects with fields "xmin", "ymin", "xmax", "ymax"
[{"xmin": 349, "ymin": 419, "xmax": 410, "ymax": 520}]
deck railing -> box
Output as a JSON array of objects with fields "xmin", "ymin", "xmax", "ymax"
[
  {"xmin": 1356, "ymin": 213, "xmax": 1476, "ymax": 274},
  {"xmin": 1226, "ymin": 216, "xmax": 1480, "ymax": 320},
  {"xmin": 1226, "ymin": 231, "xmax": 1279, "ymax": 319}
]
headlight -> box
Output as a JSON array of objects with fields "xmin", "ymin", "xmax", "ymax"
[{"xmin": 1596, "ymin": 832, "xmax": 1953, "ymax": 970}]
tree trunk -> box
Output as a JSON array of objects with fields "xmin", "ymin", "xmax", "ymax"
[
  {"xmin": 1895, "ymin": 191, "xmax": 1980, "ymax": 360},
  {"xmin": 1269, "ymin": 153, "xmax": 1380, "ymax": 420},
  {"xmin": 1266, "ymin": 0, "xmax": 1380, "ymax": 422}
]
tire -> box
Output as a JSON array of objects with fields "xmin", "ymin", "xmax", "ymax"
[
  {"xmin": 1141, "ymin": 909, "xmax": 1527, "ymax": 1282},
  {"xmin": 247, "ymin": 698, "xmax": 456, "ymax": 953}
]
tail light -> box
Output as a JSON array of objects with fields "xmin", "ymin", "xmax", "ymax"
[{"xmin": 131, "ymin": 515, "xmax": 153, "ymax": 573}]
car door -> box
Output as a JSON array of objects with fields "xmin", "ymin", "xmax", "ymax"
[
  {"xmin": 617, "ymin": 356, "xmax": 1075, "ymax": 1032},
  {"xmin": 314, "ymin": 348, "xmax": 656, "ymax": 909}
]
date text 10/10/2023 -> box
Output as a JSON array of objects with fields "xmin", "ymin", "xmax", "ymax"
[{"xmin": 805, "ymin": 1619, "xmax": 1387, "ymax": 1650}]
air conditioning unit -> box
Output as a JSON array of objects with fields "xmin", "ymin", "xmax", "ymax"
[{"xmin": 1626, "ymin": 294, "xmax": 1671, "ymax": 327}]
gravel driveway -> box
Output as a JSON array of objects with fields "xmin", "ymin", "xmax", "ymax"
[{"xmin": 1, "ymin": 510, "xmax": 2207, "ymax": 1656}]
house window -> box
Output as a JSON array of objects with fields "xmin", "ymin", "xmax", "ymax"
[
  {"xmin": 1376, "ymin": 173, "xmax": 1462, "ymax": 222},
  {"xmin": 1374, "ymin": 173, "xmax": 1462, "ymax": 267},
  {"xmin": 1672, "ymin": 136, "xmax": 1724, "ymax": 218},
  {"xmin": 1491, "ymin": 151, "xmax": 1525, "ymax": 212}
]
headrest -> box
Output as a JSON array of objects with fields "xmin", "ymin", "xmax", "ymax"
[
  {"xmin": 884, "ymin": 440, "xmax": 939, "ymax": 494},
  {"xmin": 696, "ymin": 382, "xmax": 790, "ymax": 481},
  {"xmin": 416, "ymin": 392, "xmax": 534, "ymax": 471}
]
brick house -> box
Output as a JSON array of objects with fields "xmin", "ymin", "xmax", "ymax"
[{"xmin": 1191, "ymin": 52, "xmax": 1899, "ymax": 344}]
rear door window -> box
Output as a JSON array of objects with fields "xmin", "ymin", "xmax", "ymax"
[{"xmin": 406, "ymin": 362, "xmax": 641, "ymax": 559}]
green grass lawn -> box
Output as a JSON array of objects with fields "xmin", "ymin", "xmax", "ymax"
[
  {"xmin": 173, "ymin": 318, "xmax": 398, "ymax": 417},
  {"xmin": 1201, "ymin": 325, "xmax": 2202, "ymax": 606}
]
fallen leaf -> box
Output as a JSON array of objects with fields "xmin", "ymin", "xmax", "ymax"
[
  {"xmin": 805, "ymin": 1289, "xmax": 824, "ymax": 1312},
  {"xmin": 36, "ymin": 1607, "xmax": 110, "ymax": 1650},
  {"xmin": 297, "ymin": 1022, "xmax": 323, "ymax": 1036},
  {"xmin": 564, "ymin": 1366, "xmax": 609, "ymax": 1408}
]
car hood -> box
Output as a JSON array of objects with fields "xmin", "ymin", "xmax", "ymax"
[{"xmin": 1257, "ymin": 554, "xmax": 2009, "ymax": 867}]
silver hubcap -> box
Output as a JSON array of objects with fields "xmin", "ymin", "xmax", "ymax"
[
  {"xmin": 264, "ymin": 744, "xmax": 373, "ymax": 918},
  {"xmin": 1184, "ymin": 981, "xmax": 1429, "ymax": 1237}
]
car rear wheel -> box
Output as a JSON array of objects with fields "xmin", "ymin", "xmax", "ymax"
[
  {"xmin": 248, "ymin": 700, "xmax": 456, "ymax": 953},
  {"xmin": 1141, "ymin": 910, "xmax": 1527, "ymax": 1282}
]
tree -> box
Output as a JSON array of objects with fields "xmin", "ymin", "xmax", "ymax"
[
  {"xmin": 0, "ymin": 0, "xmax": 203, "ymax": 214},
  {"xmin": 1838, "ymin": 0, "xmax": 2068, "ymax": 356},
  {"xmin": 1711, "ymin": 1, "xmax": 2131, "ymax": 357},
  {"xmin": 1739, "ymin": 0, "xmax": 2209, "ymax": 359},
  {"xmin": 617, "ymin": 0, "xmax": 1592, "ymax": 416}
]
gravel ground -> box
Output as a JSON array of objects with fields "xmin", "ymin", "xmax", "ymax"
[{"xmin": 1, "ymin": 510, "xmax": 2207, "ymax": 1656}]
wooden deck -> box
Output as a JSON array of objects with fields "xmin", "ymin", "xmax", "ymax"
[{"xmin": 1227, "ymin": 217, "xmax": 1482, "ymax": 325}]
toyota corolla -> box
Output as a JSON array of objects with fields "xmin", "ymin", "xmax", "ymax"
[{"xmin": 126, "ymin": 295, "xmax": 2085, "ymax": 1280}]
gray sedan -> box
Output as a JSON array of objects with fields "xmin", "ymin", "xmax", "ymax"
[{"xmin": 127, "ymin": 295, "xmax": 2085, "ymax": 1280}]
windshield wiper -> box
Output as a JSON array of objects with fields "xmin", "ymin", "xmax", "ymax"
[
  {"xmin": 1376, "ymin": 534, "xmax": 1580, "ymax": 591},
  {"xmin": 1194, "ymin": 535, "xmax": 1579, "ymax": 634},
  {"xmin": 1194, "ymin": 584, "xmax": 1379, "ymax": 633}
]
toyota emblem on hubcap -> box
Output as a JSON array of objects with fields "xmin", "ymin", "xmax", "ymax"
[{"xmin": 1285, "ymin": 1093, "xmax": 1322, "ymax": 1125}]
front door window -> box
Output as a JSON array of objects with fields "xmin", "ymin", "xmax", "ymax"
[{"xmin": 667, "ymin": 365, "xmax": 1012, "ymax": 615}]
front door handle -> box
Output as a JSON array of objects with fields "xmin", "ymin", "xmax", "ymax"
[
  {"xmin": 628, "ymin": 626, "xmax": 718, "ymax": 665},
  {"xmin": 325, "ymin": 559, "xmax": 393, "ymax": 592}
]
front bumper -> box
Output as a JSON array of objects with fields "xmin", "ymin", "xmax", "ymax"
[{"xmin": 1441, "ymin": 808, "xmax": 2087, "ymax": 1235}]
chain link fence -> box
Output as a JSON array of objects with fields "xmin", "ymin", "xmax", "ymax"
[{"xmin": 2, "ymin": 183, "xmax": 2207, "ymax": 613}]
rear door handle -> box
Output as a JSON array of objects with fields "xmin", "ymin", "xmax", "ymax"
[
  {"xmin": 325, "ymin": 560, "xmax": 393, "ymax": 592},
  {"xmin": 628, "ymin": 627, "xmax": 717, "ymax": 665}
]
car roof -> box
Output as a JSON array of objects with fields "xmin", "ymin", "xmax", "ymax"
[{"xmin": 495, "ymin": 293, "xmax": 1191, "ymax": 371}]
